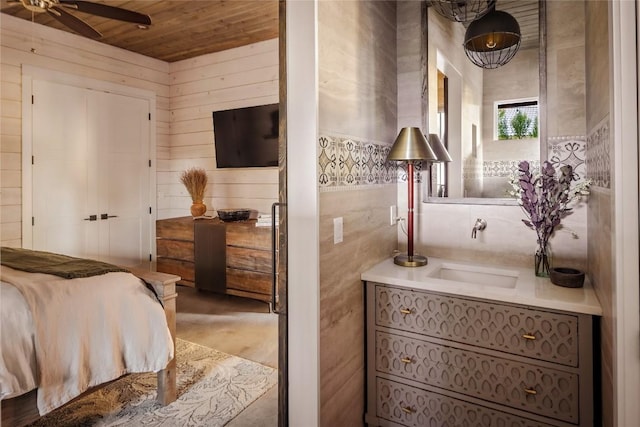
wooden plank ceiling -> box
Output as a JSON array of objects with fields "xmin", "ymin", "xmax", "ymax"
[
  {"xmin": 497, "ymin": 0, "xmax": 539, "ymax": 51},
  {"xmin": 1, "ymin": 1, "xmax": 536, "ymax": 62},
  {"xmin": 0, "ymin": 0, "xmax": 279, "ymax": 62}
]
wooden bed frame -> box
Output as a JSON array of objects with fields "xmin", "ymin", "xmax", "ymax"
[{"xmin": 1, "ymin": 269, "xmax": 179, "ymax": 427}]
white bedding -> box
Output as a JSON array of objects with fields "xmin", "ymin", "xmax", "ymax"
[
  {"xmin": 0, "ymin": 266, "xmax": 174, "ymax": 415},
  {"xmin": 0, "ymin": 281, "xmax": 37, "ymax": 399}
]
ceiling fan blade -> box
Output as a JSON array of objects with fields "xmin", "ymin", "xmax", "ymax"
[
  {"xmin": 58, "ymin": 0, "xmax": 151, "ymax": 26},
  {"xmin": 47, "ymin": 6, "xmax": 102, "ymax": 39}
]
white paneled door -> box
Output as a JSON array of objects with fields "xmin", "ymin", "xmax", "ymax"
[
  {"xmin": 89, "ymin": 90, "xmax": 150, "ymax": 266},
  {"xmin": 31, "ymin": 79, "xmax": 151, "ymax": 268},
  {"xmin": 32, "ymin": 80, "xmax": 89, "ymax": 257}
]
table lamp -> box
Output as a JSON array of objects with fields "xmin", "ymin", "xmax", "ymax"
[
  {"xmin": 427, "ymin": 133, "xmax": 453, "ymax": 162},
  {"xmin": 427, "ymin": 133, "xmax": 453, "ymax": 197},
  {"xmin": 387, "ymin": 127, "xmax": 437, "ymax": 267}
]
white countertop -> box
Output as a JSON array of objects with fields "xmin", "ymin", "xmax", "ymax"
[{"xmin": 361, "ymin": 257, "xmax": 603, "ymax": 316}]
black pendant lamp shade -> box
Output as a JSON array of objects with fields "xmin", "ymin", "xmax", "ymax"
[
  {"xmin": 463, "ymin": 7, "xmax": 521, "ymax": 69},
  {"xmin": 428, "ymin": 0, "xmax": 496, "ymax": 23}
]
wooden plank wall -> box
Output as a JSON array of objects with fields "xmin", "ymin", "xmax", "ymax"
[
  {"xmin": 0, "ymin": 13, "xmax": 279, "ymax": 246},
  {"xmin": 163, "ymin": 39, "xmax": 279, "ymax": 219},
  {"xmin": 0, "ymin": 14, "xmax": 170, "ymax": 247}
]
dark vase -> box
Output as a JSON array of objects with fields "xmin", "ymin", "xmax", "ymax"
[{"xmin": 535, "ymin": 245, "xmax": 552, "ymax": 277}]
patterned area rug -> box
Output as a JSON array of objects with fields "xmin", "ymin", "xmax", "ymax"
[{"xmin": 29, "ymin": 339, "xmax": 278, "ymax": 426}]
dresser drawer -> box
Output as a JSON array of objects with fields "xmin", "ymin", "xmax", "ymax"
[
  {"xmin": 226, "ymin": 268, "xmax": 272, "ymax": 295},
  {"xmin": 156, "ymin": 258, "xmax": 194, "ymax": 282},
  {"xmin": 376, "ymin": 377, "xmax": 556, "ymax": 427},
  {"xmin": 156, "ymin": 239, "xmax": 194, "ymax": 261},
  {"xmin": 376, "ymin": 331, "xmax": 579, "ymax": 424},
  {"xmin": 227, "ymin": 246, "xmax": 272, "ymax": 273},
  {"xmin": 156, "ymin": 217, "xmax": 194, "ymax": 240},
  {"xmin": 226, "ymin": 222, "xmax": 271, "ymax": 250},
  {"xmin": 375, "ymin": 284, "xmax": 579, "ymax": 367}
]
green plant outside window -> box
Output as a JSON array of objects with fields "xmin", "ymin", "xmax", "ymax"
[{"xmin": 496, "ymin": 101, "xmax": 538, "ymax": 140}]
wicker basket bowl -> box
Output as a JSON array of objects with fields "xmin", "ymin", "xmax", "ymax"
[{"xmin": 550, "ymin": 267, "xmax": 585, "ymax": 288}]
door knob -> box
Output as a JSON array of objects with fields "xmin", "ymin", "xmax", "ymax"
[
  {"xmin": 83, "ymin": 215, "xmax": 97, "ymax": 221},
  {"xmin": 100, "ymin": 214, "xmax": 118, "ymax": 220}
]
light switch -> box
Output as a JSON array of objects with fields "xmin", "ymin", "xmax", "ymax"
[{"xmin": 333, "ymin": 217, "xmax": 343, "ymax": 244}]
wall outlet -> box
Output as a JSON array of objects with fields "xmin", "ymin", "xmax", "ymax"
[
  {"xmin": 333, "ymin": 217, "xmax": 343, "ymax": 244},
  {"xmin": 390, "ymin": 205, "xmax": 398, "ymax": 225}
]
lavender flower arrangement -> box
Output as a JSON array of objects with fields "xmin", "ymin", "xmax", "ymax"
[{"xmin": 509, "ymin": 160, "xmax": 590, "ymax": 276}]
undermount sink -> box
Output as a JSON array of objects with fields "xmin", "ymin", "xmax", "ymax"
[{"xmin": 427, "ymin": 263, "xmax": 519, "ymax": 288}]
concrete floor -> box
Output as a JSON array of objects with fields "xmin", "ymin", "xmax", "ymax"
[{"xmin": 175, "ymin": 285, "xmax": 279, "ymax": 426}]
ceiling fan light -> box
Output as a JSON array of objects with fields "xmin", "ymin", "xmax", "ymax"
[
  {"xmin": 463, "ymin": 9, "xmax": 521, "ymax": 69},
  {"xmin": 427, "ymin": 0, "xmax": 496, "ymax": 23},
  {"xmin": 20, "ymin": 0, "xmax": 47, "ymax": 13}
]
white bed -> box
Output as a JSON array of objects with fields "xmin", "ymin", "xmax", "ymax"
[{"xmin": 0, "ymin": 261, "xmax": 179, "ymax": 426}]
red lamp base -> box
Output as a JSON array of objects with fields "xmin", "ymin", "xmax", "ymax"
[{"xmin": 393, "ymin": 253, "xmax": 428, "ymax": 267}]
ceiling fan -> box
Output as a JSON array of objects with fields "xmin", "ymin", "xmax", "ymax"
[{"xmin": 7, "ymin": 0, "xmax": 151, "ymax": 39}]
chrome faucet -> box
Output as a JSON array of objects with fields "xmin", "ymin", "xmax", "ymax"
[{"xmin": 471, "ymin": 218, "xmax": 487, "ymax": 239}]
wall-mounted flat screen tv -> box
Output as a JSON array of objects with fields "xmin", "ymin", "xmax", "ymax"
[{"xmin": 213, "ymin": 103, "xmax": 279, "ymax": 168}]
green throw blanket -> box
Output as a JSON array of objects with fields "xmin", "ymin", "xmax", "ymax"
[{"xmin": 0, "ymin": 247, "xmax": 129, "ymax": 279}]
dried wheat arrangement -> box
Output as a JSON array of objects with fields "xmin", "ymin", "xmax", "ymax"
[{"xmin": 180, "ymin": 167, "xmax": 208, "ymax": 202}]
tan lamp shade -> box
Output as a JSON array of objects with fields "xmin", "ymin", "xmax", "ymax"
[
  {"xmin": 428, "ymin": 133, "xmax": 453, "ymax": 162},
  {"xmin": 387, "ymin": 127, "xmax": 437, "ymax": 162}
]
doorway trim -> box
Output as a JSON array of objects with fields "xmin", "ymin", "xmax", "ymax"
[
  {"xmin": 21, "ymin": 65, "xmax": 157, "ymax": 256},
  {"xmin": 610, "ymin": 1, "xmax": 640, "ymax": 425},
  {"xmin": 285, "ymin": 1, "xmax": 320, "ymax": 425}
]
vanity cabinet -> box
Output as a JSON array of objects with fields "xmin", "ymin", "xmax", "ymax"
[{"xmin": 364, "ymin": 281, "xmax": 596, "ymax": 427}]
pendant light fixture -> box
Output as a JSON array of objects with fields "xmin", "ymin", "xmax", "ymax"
[
  {"xmin": 463, "ymin": 5, "xmax": 521, "ymax": 69},
  {"xmin": 428, "ymin": 0, "xmax": 496, "ymax": 23}
]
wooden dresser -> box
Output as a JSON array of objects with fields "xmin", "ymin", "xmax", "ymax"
[
  {"xmin": 156, "ymin": 216, "xmax": 196, "ymax": 287},
  {"xmin": 156, "ymin": 216, "xmax": 273, "ymax": 304}
]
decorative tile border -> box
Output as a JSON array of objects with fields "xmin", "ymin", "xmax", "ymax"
[
  {"xmin": 463, "ymin": 157, "xmax": 483, "ymax": 180},
  {"xmin": 547, "ymin": 136, "xmax": 587, "ymax": 183},
  {"xmin": 318, "ymin": 133, "xmax": 596, "ymax": 191},
  {"xmin": 482, "ymin": 160, "xmax": 541, "ymax": 178},
  {"xmin": 585, "ymin": 119, "xmax": 610, "ymax": 188},
  {"xmin": 319, "ymin": 135, "xmax": 422, "ymax": 190}
]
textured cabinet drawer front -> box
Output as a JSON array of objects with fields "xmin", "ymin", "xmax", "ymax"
[
  {"xmin": 376, "ymin": 331, "xmax": 579, "ymax": 424},
  {"xmin": 157, "ymin": 239, "xmax": 194, "ymax": 261},
  {"xmin": 226, "ymin": 268, "xmax": 271, "ymax": 295},
  {"xmin": 376, "ymin": 378, "xmax": 555, "ymax": 427},
  {"xmin": 227, "ymin": 246, "xmax": 272, "ymax": 273},
  {"xmin": 375, "ymin": 284, "xmax": 579, "ymax": 367}
]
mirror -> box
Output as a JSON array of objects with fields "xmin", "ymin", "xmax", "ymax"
[{"xmin": 425, "ymin": 0, "xmax": 545, "ymax": 204}]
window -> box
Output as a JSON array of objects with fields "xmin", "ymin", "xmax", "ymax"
[{"xmin": 495, "ymin": 99, "xmax": 538, "ymax": 140}]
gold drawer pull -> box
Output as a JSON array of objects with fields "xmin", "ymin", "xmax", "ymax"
[
  {"xmin": 400, "ymin": 357, "xmax": 413, "ymax": 364},
  {"xmin": 524, "ymin": 388, "xmax": 537, "ymax": 395},
  {"xmin": 399, "ymin": 308, "xmax": 413, "ymax": 315},
  {"xmin": 522, "ymin": 333, "xmax": 536, "ymax": 340},
  {"xmin": 401, "ymin": 405, "xmax": 416, "ymax": 414}
]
